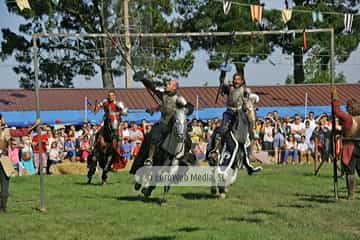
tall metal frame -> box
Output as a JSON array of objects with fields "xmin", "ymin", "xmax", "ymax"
[{"xmin": 32, "ymin": 28, "xmax": 337, "ymax": 211}]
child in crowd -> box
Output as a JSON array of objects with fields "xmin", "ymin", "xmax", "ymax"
[
  {"xmin": 81, "ymin": 135, "xmax": 91, "ymax": 162},
  {"xmin": 297, "ymin": 135, "xmax": 311, "ymax": 164},
  {"xmin": 47, "ymin": 141, "xmax": 61, "ymax": 174},
  {"xmin": 20, "ymin": 136, "xmax": 36, "ymax": 175},
  {"xmin": 283, "ymin": 134, "xmax": 298, "ymax": 164},
  {"xmin": 64, "ymin": 137, "xmax": 76, "ymax": 161},
  {"xmin": 123, "ymin": 138, "xmax": 132, "ymax": 161}
]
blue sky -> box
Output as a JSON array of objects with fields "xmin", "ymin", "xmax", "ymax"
[{"xmin": 0, "ymin": 0, "xmax": 359, "ymax": 89}]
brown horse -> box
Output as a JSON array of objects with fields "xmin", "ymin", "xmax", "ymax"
[{"xmin": 87, "ymin": 123, "xmax": 126, "ymax": 185}]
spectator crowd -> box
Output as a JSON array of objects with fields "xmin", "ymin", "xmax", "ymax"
[{"xmin": 1, "ymin": 110, "xmax": 337, "ymax": 176}]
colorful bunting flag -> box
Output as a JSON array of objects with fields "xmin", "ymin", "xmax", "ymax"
[
  {"xmin": 52, "ymin": 0, "xmax": 60, "ymax": 6},
  {"xmin": 250, "ymin": 4, "xmax": 263, "ymax": 23},
  {"xmin": 312, "ymin": 11, "xmax": 324, "ymax": 23},
  {"xmin": 344, "ymin": 13, "xmax": 354, "ymax": 33},
  {"xmin": 223, "ymin": 0, "xmax": 232, "ymax": 15},
  {"xmin": 282, "ymin": 9, "xmax": 292, "ymax": 24},
  {"xmin": 15, "ymin": 0, "xmax": 31, "ymax": 11},
  {"xmin": 303, "ymin": 30, "xmax": 307, "ymax": 50}
]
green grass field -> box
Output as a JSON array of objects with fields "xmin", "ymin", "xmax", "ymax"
[{"xmin": 1, "ymin": 164, "xmax": 359, "ymax": 240}]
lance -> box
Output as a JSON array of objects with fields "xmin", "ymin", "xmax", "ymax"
[
  {"xmin": 215, "ymin": 32, "xmax": 235, "ymax": 104},
  {"xmin": 104, "ymin": 30, "xmax": 160, "ymax": 105}
]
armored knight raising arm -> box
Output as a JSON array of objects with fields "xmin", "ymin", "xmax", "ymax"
[
  {"xmin": 208, "ymin": 72, "xmax": 261, "ymax": 175},
  {"xmin": 133, "ymin": 71, "xmax": 193, "ymax": 166}
]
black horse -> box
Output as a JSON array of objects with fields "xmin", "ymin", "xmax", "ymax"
[
  {"xmin": 207, "ymin": 98, "xmax": 261, "ymax": 198},
  {"xmin": 87, "ymin": 121, "xmax": 126, "ymax": 185},
  {"xmin": 130, "ymin": 129, "xmax": 196, "ymax": 204}
]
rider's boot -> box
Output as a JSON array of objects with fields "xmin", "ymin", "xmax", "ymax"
[
  {"xmin": 246, "ymin": 165, "xmax": 262, "ymax": 176},
  {"xmin": 243, "ymin": 147, "xmax": 262, "ymax": 176},
  {"xmin": 208, "ymin": 134, "xmax": 222, "ymax": 164}
]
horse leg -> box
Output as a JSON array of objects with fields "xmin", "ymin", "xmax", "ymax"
[
  {"xmin": 141, "ymin": 186, "xmax": 155, "ymax": 200},
  {"xmin": 87, "ymin": 155, "xmax": 96, "ymax": 184},
  {"xmin": 101, "ymin": 155, "xmax": 113, "ymax": 185}
]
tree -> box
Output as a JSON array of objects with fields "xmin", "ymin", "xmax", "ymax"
[
  {"xmin": 175, "ymin": 0, "xmax": 274, "ymax": 75},
  {"xmin": 177, "ymin": 0, "xmax": 360, "ymax": 84},
  {"xmin": 1, "ymin": 0, "xmax": 194, "ymax": 89},
  {"xmin": 266, "ymin": 0, "xmax": 360, "ymax": 83}
]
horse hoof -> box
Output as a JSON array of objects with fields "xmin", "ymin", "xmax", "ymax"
[
  {"xmin": 210, "ymin": 186, "xmax": 217, "ymax": 196},
  {"xmin": 101, "ymin": 181, "xmax": 107, "ymax": 185},
  {"xmin": 160, "ymin": 199, "xmax": 168, "ymax": 206},
  {"xmin": 219, "ymin": 193, "xmax": 226, "ymax": 199},
  {"xmin": 87, "ymin": 179, "xmax": 92, "ymax": 185},
  {"xmin": 141, "ymin": 188, "xmax": 151, "ymax": 198},
  {"xmin": 134, "ymin": 183, "xmax": 142, "ymax": 191}
]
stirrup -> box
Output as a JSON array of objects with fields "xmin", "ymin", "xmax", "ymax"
[{"xmin": 144, "ymin": 158, "xmax": 153, "ymax": 166}]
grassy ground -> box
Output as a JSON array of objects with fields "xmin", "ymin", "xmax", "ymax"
[{"xmin": 1, "ymin": 163, "xmax": 359, "ymax": 240}]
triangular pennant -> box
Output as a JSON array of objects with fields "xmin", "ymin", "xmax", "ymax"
[
  {"xmin": 312, "ymin": 11, "xmax": 324, "ymax": 23},
  {"xmin": 52, "ymin": 0, "xmax": 60, "ymax": 6},
  {"xmin": 344, "ymin": 13, "xmax": 354, "ymax": 33},
  {"xmin": 223, "ymin": 1, "xmax": 232, "ymax": 15},
  {"xmin": 250, "ymin": 4, "xmax": 263, "ymax": 23},
  {"xmin": 15, "ymin": 0, "xmax": 31, "ymax": 11},
  {"xmin": 282, "ymin": 9, "xmax": 292, "ymax": 24},
  {"xmin": 303, "ymin": 30, "xmax": 307, "ymax": 50}
]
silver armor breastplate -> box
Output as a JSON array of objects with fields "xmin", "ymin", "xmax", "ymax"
[
  {"xmin": 160, "ymin": 93, "xmax": 178, "ymax": 124},
  {"xmin": 226, "ymin": 86, "xmax": 245, "ymax": 109}
]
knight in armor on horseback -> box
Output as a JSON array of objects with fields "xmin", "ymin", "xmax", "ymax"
[
  {"xmin": 130, "ymin": 71, "xmax": 194, "ymax": 199},
  {"xmin": 332, "ymin": 87, "xmax": 360, "ymax": 200},
  {"xmin": 208, "ymin": 72, "xmax": 262, "ymax": 175},
  {"xmin": 95, "ymin": 90, "xmax": 128, "ymax": 149},
  {"xmin": 87, "ymin": 91, "xmax": 127, "ymax": 184}
]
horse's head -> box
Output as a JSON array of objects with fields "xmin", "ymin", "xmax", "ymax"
[{"xmin": 96, "ymin": 135, "xmax": 109, "ymax": 153}]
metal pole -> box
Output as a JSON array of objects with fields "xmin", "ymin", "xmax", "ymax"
[
  {"xmin": 124, "ymin": 0, "xmax": 133, "ymax": 88},
  {"xmin": 330, "ymin": 28, "xmax": 338, "ymax": 200},
  {"xmin": 33, "ymin": 28, "xmax": 334, "ymax": 39},
  {"xmin": 196, "ymin": 95, "xmax": 199, "ymax": 120},
  {"xmin": 33, "ymin": 35, "xmax": 46, "ymax": 212},
  {"xmin": 84, "ymin": 96, "xmax": 88, "ymax": 123},
  {"xmin": 304, "ymin": 92, "xmax": 308, "ymax": 118}
]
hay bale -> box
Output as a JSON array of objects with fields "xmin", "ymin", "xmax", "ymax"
[{"xmin": 50, "ymin": 161, "xmax": 88, "ymax": 175}]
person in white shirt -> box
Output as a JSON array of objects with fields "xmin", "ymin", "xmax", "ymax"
[
  {"xmin": 306, "ymin": 111, "xmax": 317, "ymax": 129},
  {"xmin": 290, "ymin": 114, "xmax": 305, "ymax": 143},
  {"xmin": 47, "ymin": 141, "xmax": 61, "ymax": 174},
  {"xmin": 297, "ymin": 135, "xmax": 311, "ymax": 164}
]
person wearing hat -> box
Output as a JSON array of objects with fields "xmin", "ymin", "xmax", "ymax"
[{"xmin": 332, "ymin": 87, "xmax": 360, "ymax": 200}]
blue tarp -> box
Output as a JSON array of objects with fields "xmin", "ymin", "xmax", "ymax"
[{"xmin": 1, "ymin": 105, "xmax": 346, "ymax": 127}]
